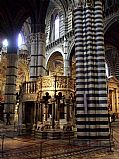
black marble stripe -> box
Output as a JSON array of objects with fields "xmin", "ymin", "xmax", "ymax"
[
  {"xmin": 77, "ymin": 114, "xmax": 109, "ymax": 118},
  {"xmin": 30, "ymin": 75, "xmax": 39, "ymax": 78},
  {"xmin": 6, "ymin": 83, "xmax": 16, "ymax": 86},
  {"xmin": 77, "ymin": 128, "xmax": 109, "ymax": 132},
  {"xmin": 77, "ymin": 121, "xmax": 108, "ymax": 125},
  {"xmin": 6, "ymin": 75, "xmax": 17, "ymax": 77},
  {"xmin": 7, "ymin": 66, "xmax": 17, "ymax": 69},
  {"xmin": 76, "ymin": 94, "xmax": 107, "ymax": 97},
  {"xmin": 4, "ymin": 93, "xmax": 16, "ymax": 95}
]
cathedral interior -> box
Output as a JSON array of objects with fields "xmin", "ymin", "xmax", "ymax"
[{"xmin": 0, "ymin": 0, "xmax": 119, "ymax": 143}]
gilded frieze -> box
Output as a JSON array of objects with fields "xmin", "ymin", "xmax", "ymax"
[
  {"xmin": 56, "ymin": 76, "xmax": 67, "ymax": 88},
  {"xmin": 22, "ymin": 76, "xmax": 75, "ymax": 101},
  {"xmin": 42, "ymin": 76, "xmax": 53, "ymax": 88}
]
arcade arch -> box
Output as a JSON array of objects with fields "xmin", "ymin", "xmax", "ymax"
[
  {"xmin": 46, "ymin": 51, "xmax": 64, "ymax": 76},
  {"xmin": 104, "ymin": 16, "xmax": 119, "ymax": 79}
]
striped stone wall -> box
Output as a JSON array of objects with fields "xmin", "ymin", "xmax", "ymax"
[
  {"xmin": 116, "ymin": 62, "xmax": 119, "ymax": 79},
  {"xmin": 74, "ymin": 0, "xmax": 109, "ymax": 140},
  {"xmin": 67, "ymin": 9, "xmax": 73, "ymax": 32}
]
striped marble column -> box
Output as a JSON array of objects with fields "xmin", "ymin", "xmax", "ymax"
[
  {"xmin": 74, "ymin": 0, "xmax": 109, "ymax": 141},
  {"xmin": 4, "ymin": 42, "xmax": 18, "ymax": 115},
  {"xmin": 74, "ymin": 4, "xmax": 85, "ymax": 137},
  {"xmin": 30, "ymin": 32, "xmax": 46, "ymax": 81},
  {"xmin": 94, "ymin": 0, "xmax": 109, "ymax": 138}
]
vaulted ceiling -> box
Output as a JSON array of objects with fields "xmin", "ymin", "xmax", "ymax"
[
  {"xmin": 0, "ymin": 0, "xmax": 71, "ymax": 42},
  {"xmin": 0, "ymin": 0, "xmax": 50, "ymax": 39}
]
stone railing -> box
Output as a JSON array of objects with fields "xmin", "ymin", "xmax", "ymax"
[
  {"xmin": 21, "ymin": 81, "xmax": 37, "ymax": 102},
  {"xmin": 20, "ymin": 76, "xmax": 75, "ymax": 102}
]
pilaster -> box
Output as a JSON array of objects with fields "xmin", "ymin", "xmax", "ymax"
[{"xmin": 64, "ymin": 38, "xmax": 70, "ymax": 76}]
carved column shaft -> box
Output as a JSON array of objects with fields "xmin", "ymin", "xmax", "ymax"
[
  {"xmin": 39, "ymin": 103, "xmax": 43, "ymax": 122},
  {"xmin": 52, "ymin": 101, "xmax": 55, "ymax": 129}
]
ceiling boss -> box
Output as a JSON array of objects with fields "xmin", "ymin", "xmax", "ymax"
[{"xmin": 86, "ymin": 0, "xmax": 94, "ymax": 6}]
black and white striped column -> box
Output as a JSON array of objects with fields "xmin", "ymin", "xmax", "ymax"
[
  {"xmin": 74, "ymin": 4, "xmax": 85, "ymax": 137},
  {"xmin": 30, "ymin": 32, "xmax": 46, "ymax": 81},
  {"xmin": 94, "ymin": 0, "xmax": 109, "ymax": 139},
  {"xmin": 74, "ymin": 0, "xmax": 109, "ymax": 141},
  {"xmin": 4, "ymin": 38, "xmax": 18, "ymax": 115}
]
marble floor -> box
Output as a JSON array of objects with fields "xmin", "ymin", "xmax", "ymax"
[{"xmin": 0, "ymin": 122, "xmax": 119, "ymax": 159}]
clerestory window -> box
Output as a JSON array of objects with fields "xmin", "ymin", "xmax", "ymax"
[
  {"xmin": 50, "ymin": 12, "xmax": 60, "ymax": 42},
  {"xmin": 54, "ymin": 14, "xmax": 59, "ymax": 40},
  {"xmin": 105, "ymin": 62, "xmax": 110, "ymax": 77}
]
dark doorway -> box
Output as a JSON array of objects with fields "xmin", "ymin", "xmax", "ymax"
[
  {"xmin": 0, "ymin": 103, "xmax": 4, "ymax": 121},
  {"xmin": 25, "ymin": 101, "xmax": 34, "ymax": 131}
]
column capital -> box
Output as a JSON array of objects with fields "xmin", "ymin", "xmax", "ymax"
[
  {"xmin": 29, "ymin": 32, "xmax": 45, "ymax": 43},
  {"xmin": 73, "ymin": 0, "xmax": 103, "ymax": 8},
  {"xmin": 37, "ymin": 32, "xmax": 46, "ymax": 43},
  {"xmin": 86, "ymin": 0, "xmax": 94, "ymax": 6},
  {"xmin": 73, "ymin": 0, "xmax": 84, "ymax": 8},
  {"xmin": 29, "ymin": 33, "xmax": 37, "ymax": 43}
]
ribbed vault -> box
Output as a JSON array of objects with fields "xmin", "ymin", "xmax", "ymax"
[{"xmin": 0, "ymin": 0, "xmax": 50, "ymax": 39}]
